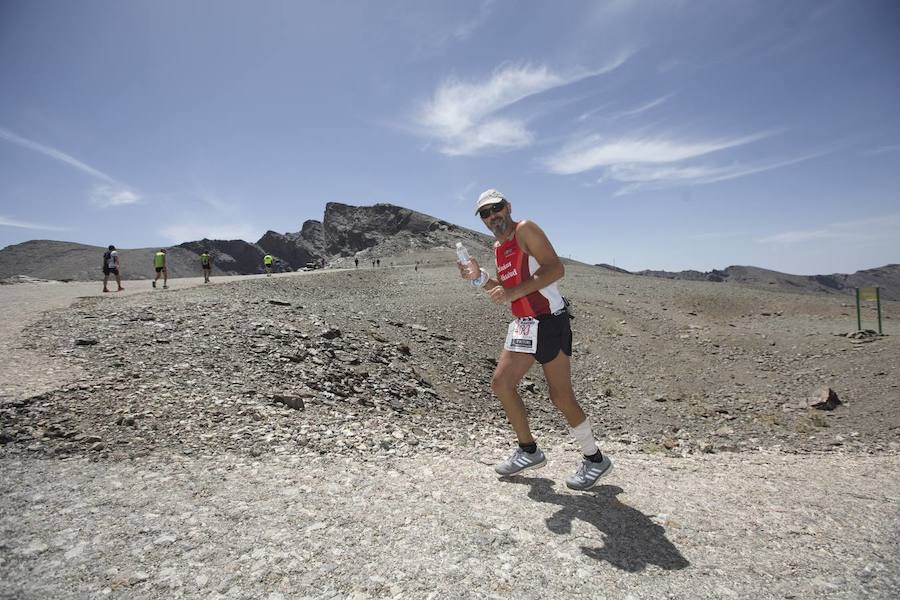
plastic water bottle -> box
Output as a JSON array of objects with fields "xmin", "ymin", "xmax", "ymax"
[
  {"xmin": 455, "ymin": 242, "xmax": 472, "ymax": 268},
  {"xmin": 456, "ymin": 242, "xmax": 488, "ymax": 287}
]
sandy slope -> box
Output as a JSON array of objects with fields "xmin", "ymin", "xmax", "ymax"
[
  {"xmin": 0, "ymin": 273, "xmax": 298, "ymax": 402},
  {"xmin": 1, "ymin": 267, "xmax": 899, "ymax": 599}
]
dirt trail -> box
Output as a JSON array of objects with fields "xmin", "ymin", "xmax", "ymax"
[{"xmin": 2, "ymin": 450, "xmax": 898, "ymax": 599}]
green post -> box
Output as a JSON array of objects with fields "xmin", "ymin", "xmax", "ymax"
[
  {"xmin": 856, "ymin": 288, "xmax": 862, "ymax": 331},
  {"xmin": 876, "ymin": 287, "xmax": 883, "ymax": 335}
]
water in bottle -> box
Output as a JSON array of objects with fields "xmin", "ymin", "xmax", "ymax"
[
  {"xmin": 456, "ymin": 242, "xmax": 488, "ymax": 286},
  {"xmin": 455, "ymin": 242, "xmax": 472, "ymax": 269}
]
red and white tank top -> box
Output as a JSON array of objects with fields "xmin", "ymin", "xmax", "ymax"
[{"xmin": 495, "ymin": 224, "xmax": 564, "ymax": 318}]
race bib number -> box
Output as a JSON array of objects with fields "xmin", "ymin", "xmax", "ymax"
[{"xmin": 504, "ymin": 318, "xmax": 538, "ymax": 354}]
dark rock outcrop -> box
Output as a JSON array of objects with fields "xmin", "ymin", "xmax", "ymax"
[
  {"xmin": 254, "ymin": 219, "xmax": 329, "ymax": 269},
  {"xmin": 178, "ymin": 239, "xmax": 267, "ymax": 275},
  {"xmin": 321, "ymin": 202, "xmax": 490, "ymax": 257}
]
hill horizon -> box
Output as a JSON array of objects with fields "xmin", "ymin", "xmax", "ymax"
[{"xmin": 1, "ymin": 201, "xmax": 898, "ymax": 301}]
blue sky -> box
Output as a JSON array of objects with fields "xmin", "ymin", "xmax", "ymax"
[{"xmin": 1, "ymin": 0, "xmax": 898, "ymax": 274}]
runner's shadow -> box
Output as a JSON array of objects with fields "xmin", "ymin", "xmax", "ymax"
[{"xmin": 503, "ymin": 477, "xmax": 689, "ymax": 572}]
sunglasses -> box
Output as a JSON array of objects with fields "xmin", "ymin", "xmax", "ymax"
[{"xmin": 478, "ymin": 201, "xmax": 507, "ymax": 219}]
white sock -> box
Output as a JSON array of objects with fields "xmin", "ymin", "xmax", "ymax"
[{"xmin": 570, "ymin": 419, "xmax": 599, "ymax": 456}]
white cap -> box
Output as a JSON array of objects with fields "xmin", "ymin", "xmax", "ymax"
[{"xmin": 475, "ymin": 189, "xmax": 507, "ymax": 215}]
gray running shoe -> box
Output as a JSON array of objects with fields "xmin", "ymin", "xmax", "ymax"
[
  {"xmin": 494, "ymin": 447, "xmax": 547, "ymax": 476},
  {"xmin": 565, "ymin": 454, "xmax": 613, "ymax": 491}
]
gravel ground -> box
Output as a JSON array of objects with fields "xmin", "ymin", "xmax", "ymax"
[
  {"xmin": 2, "ymin": 267, "xmax": 899, "ymax": 599},
  {"xmin": 2, "ymin": 451, "xmax": 898, "ymax": 599}
]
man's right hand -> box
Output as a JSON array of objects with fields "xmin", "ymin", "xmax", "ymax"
[{"xmin": 458, "ymin": 258, "xmax": 480, "ymax": 280}]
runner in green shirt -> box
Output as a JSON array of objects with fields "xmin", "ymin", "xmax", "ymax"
[
  {"xmin": 263, "ymin": 254, "xmax": 274, "ymax": 277},
  {"xmin": 200, "ymin": 250, "xmax": 212, "ymax": 283},
  {"xmin": 152, "ymin": 249, "xmax": 168, "ymax": 289}
]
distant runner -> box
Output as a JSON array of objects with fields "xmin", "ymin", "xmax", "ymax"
[
  {"xmin": 200, "ymin": 250, "xmax": 212, "ymax": 283},
  {"xmin": 153, "ymin": 249, "xmax": 168, "ymax": 289},
  {"xmin": 102, "ymin": 245, "xmax": 124, "ymax": 293},
  {"xmin": 263, "ymin": 254, "xmax": 274, "ymax": 276},
  {"xmin": 460, "ymin": 189, "xmax": 612, "ymax": 491}
]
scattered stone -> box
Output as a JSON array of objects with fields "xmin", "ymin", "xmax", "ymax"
[
  {"xmin": 268, "ymin": 299, "xmax": 292, "ymax": 306},
  {"xmin": 273, "ymin": 395, "xmax": 305, "ymax": 410},
  {"xmin": 320, "ymin": 328, "xmax": 342, "ymax": 339},
  {"xmin": 808, "ymin": 388, "xmax": 842, "ymax": 411},
  {"xmin": 18, "ymin": 540, "xmax": 49, "ymax": 556},
  {"xmin": 74, "ymin": 338, "xmax": 98, "ymax": 346}
]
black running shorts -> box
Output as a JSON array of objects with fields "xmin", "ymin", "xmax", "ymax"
[
  {"xmin": 103, "ymin": 267, "xmax": 118, "ymax": 275},
  {"xmin": 155, "ymin": 267, "xmax": 164, "ymax": 273},
  {"xmin": 534, "ymin": 311, "xmax": 572, "ymax": 364}
]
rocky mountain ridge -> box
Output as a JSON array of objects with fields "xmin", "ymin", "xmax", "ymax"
[
  {"xmin": 633, "ymin": 264, "xmax": 900, "ymax": 301},
  {"xmin": 0, "ymin": 203, "xmax": 494, "ymax": 281},
  {"xmin": 0, "ymin": 203, "xmax": 896, "ymax": 302}
]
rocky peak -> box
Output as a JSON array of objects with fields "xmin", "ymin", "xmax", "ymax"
[
  {"xmin": 321, "ymin": 202, "xmax": 486, "ymax": 256},
  {"xmin": 178, "ymin": 238, "xmax": 266, "ymax": 274}
]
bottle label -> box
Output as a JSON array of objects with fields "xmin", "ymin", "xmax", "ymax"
[{"xmin": 471, "ymin": 268, "xmax": 488, "ymax": 287}]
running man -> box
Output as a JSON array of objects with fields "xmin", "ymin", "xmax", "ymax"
[
  {"xmin": 263, "ymin": 254, "xmax": 274, "ymax": 276},
  {"xmin": 460, "ymin": 189, "xmax": 612, "ymax": 491},
  {"xmin": 102, "ymin": 245, "xmax": 124, "ymax": 292},
  {"xmin": 200, "ymin": 250, "xmax": 212, "ymax": 283},
  {"xmin": 153, "ymin": 249, "xmax": 168, "ymax": 289}
]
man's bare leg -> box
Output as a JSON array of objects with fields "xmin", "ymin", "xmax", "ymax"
[
  {"xmin": 541, "ymin": 351, "xmax": 587, "ymax": 427},
  {"xmin": 491, "ymin": 350, "xmax": 536, "ymax": 443},
  {"xmin": 542, "ymin": 350, "xmax": 611, "ymax": 490}
]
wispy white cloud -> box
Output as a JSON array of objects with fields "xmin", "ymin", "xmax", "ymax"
[
  {"xmin": 541, "ymin": 128, "xmax": 826, "ymax": 194},
  {"xmin": 90, "ymin": 184, "xmax": 141, "ymax": 207},
  {"xmin": 0, "ymin": 126, "xmax": 141, "ymax": 208},
  {"xmin": 609, "ymin": 93, "xmax": 673, "ymax": 119},
  {"xmin": 451, "ymin": 0, "xmax": 495, "ymax": 41},
  {"xmin": 0, "ymin": 214, "xmax": 69, "ymax": 231},
  {"xmin": 610, "ymin": 151, "xmax": 824, "ymax": 195},
  {"xmin": 577, "ymin": 103, "xmax": 612, "ymax": 122},
  {"xmin": 0, "ymin": 127, "xmax": 114, "ymax": 182},
  {"xmin": 160, "ymin": 224, "xmax": 259, "ymax": 243},
  {"xmin": 580, "ymin": 93, "xmax": 673, "ymax": 123},
  {"xmin": 864, "ymin": 144, "xmax": 900, "ymax": 156},
  {"xmin": 543, "ymin": 131, "xmax": 773, "ymax": 175},
  {"xmin": 453, "ymin": 181, "xmax": 478, "ymax": 207},
  {"xmin": 757, "ymin": 214, "xmax": 900, "ymax": 244},
  {"xmin": 417, "ymin": 57, "xmax": 629, "ymax": 156}
]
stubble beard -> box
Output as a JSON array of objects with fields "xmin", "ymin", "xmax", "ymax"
[{"xmin": 489, "ymin": 215, "xmax": 513, "ymax": 238}]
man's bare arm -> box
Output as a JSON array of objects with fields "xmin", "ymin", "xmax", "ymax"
[{"xmin": 498, "ymin": 220, "xmax": 563, "ymax": 302}]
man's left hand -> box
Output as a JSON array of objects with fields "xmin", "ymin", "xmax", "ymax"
[{"xmin": 488, "ymin": 285, "xmax": 509, "ymax": 304}]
